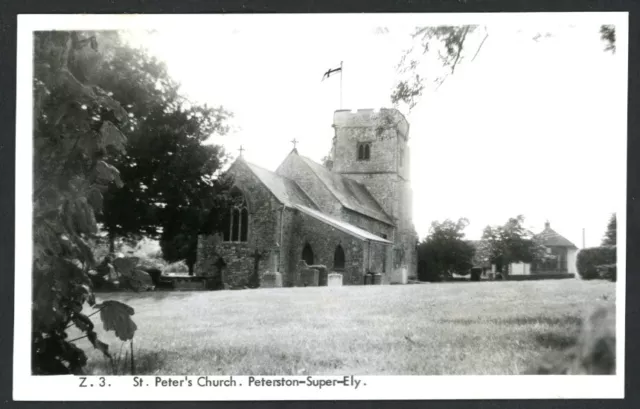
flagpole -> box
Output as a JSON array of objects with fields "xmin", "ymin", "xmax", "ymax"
[{"xmin": 340, "ymin": 61, "xmax": 343, "ymax": 109}]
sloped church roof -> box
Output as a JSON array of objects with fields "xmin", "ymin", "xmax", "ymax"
[
  {"xmin": 295, "ymin": 155, "xmax": 393, "ymax": 225},
  {"xmin": 229, "ymin": 153, "xmax": 394, "ymax": 243},
  {"xmin": 243, "ymin": 161, "xmax": 318, "ymax": 209}
]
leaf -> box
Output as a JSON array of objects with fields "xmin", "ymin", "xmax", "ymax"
[
  {"xmin": 99, "ymin": 121, "xmax": 127, "ymax": 153},
  {"xmin": 95, "ymin": 160, "xmax": 124, "ymax": 188},
  {"xmin": 72, "ymin": 313, "xmax": 94, "ymax": 332},
  {"xmin": 94, "ymin": 300, "xmax": 137, "ymax": 341}
]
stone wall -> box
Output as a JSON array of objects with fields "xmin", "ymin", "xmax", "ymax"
[
  {"xmin": 332, "ymin": 109, "xmax": 409, "ymax": 176},
  {"xmin": 288, "ymin": 208, "xmax": 367, "ymax": 285},
  {"xmin": 194, "ymin": 159, "xmax": 282, "ymax": 287}
]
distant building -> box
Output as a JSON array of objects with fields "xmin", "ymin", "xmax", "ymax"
[
  {"xmin": 530, "ymin": 221, "xmax": 579, "ymax": 275},
  {"xmin": 469, "ymin": 221, "xmax": 578, "ymax": 277},
  {"xmin": 195, "ymin": 108, "xmax": 418, "ymax": 288}
]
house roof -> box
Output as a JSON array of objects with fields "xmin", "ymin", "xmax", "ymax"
[
  {"xmin": 536, "ymin": 223, "xmax": 577, "ymax": 248},
  {"xmin": 294, "ymin": 205, "xmax": 393, "ymax": 244},
  {"xmin": 296, "ymin": 155, "xmax": 394, "ymax": 225},
  {"xmin": 243, "ymin": 161, "xmax": 318, "ymax": 209}
]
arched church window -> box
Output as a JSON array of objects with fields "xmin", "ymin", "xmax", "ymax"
[
  {"xmin": 364, "ymin": 144, "xmax": 370, "ymax": 160},
  {"xmin": 240, "ymin": 208, "xmax": 249, "ymax": 242},
  {"xmin": 333, "ymin": 245, "xmax": 345, "ymax": 270},
  {"xmin": 227, "ymin": 187, "xmax": 249, "ymax": 243},
  {"xmin": 302, "ymin": 243, "xmax": 314, "ymax": 265}
]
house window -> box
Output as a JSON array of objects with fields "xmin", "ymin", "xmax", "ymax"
[
  {"xmin": 357, "ymin": 142, "xmax": 371, "ymax": 161},
  {"xmin": 225, "ymin": 187, "xmax": 249, "ymax": 243},
  {"xmin": 334, "ymin": 245, "xmax": 345, "ymax": 270}
]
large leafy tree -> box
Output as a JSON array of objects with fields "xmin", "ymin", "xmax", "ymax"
[
  {"xmin": 87, "ymin": 34, "xmax": 233, "ymax": 266},
  {"xmin": 417, "ymin": 218, "xmax": 475, "ymax": 281},
  {"xmin": 602, "ymin": 212, "xmax": 616, "ymax": 246},
  {"xmin": 33, "ymin": 31, "xmax": 138, "ymax": 374},
  {"xmin": 392, "ymin": 24, "xmax": 618, "ymax": 109},
  {"xmin": 478, "ymin": 215, "xmax": 547, "ymax": 275}
]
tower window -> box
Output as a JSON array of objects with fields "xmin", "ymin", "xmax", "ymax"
[{"xmin": 357, "ymin": 142, "xmax": 371, "ymax": 161}]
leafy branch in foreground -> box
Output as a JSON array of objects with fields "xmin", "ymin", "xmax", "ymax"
[
  {"xmin": 33, "ymin": 31, "xmax": 139, "ymax": 375},
  {"xmin": 391, "ymin": 24, "xmax": 617, "ymax": 110}
]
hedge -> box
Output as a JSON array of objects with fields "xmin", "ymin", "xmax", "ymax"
[{"xmin": 576, "ymin": 246, "xmax": 616, "ymax": 280}]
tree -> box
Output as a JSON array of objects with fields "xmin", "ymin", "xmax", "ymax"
[
  {"xmin": 33, "ymin": 31, "xmax": 138, "ymax": 374},
  {"xmin": 88, "ymin": 34, "xmax": 233, "ymax": 263},
  {"xmin": 392, "ymin": 24, "xmax": 617, "ymax": 109},
  {"xmin": 478, "ymin": 215, "xmax": 547, "ymax": 275},
  {"xmin": 602, "ymin": 212, "xmax": 616, "ymax": 246},
  {"xmin": 417, "ymin": 218, "xmax": 475, "ymax": 281}
]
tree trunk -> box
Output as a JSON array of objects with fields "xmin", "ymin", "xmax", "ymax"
[{"xmin": 109, "ymin": 232, "xmax": 116, "ymax": 254}]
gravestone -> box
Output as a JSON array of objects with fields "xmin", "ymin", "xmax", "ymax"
[
  {"xmin": 309, "ymin": 264, "xmax": 328, "ymax": 286},
  {"xmin": 296, "ymin": 260, "xmax": 319, "ymax": 287},
  {"xmin": 262, "ymin": 271, "xmax": 283, "ymax": 288},
  {"xmin": 390, "ymin": 267, "xmax": 408, "ymax": 284},
  {"xmin": 328, "ymin": 273, "xmax": 343, "ymax": 287}
]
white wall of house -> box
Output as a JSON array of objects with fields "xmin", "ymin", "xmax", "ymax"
[
  {"xmin": 509, "ymin": 262, "xmax": 531, "ymax": 275},
  {"xmin": 567, "ymin": 248, "xmax": 578, "ymax": 274}
]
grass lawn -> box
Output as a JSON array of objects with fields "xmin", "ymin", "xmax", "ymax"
[{"xmin": 76, "ymin": 279, "xmax": 616, "ymax": 375}]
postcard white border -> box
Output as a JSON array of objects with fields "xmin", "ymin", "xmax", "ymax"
[{"xmin": 14, "ymin": 12, "xmax": 628, "ymax": 401}]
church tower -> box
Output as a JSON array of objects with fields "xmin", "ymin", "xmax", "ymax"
[{"xmin": 331, "ymin": 108, "xmax": 417, "ymax": 279}]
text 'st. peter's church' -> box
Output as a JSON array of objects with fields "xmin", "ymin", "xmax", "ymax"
[{"xmin": 196, "ymin": 108, "xmax": 418, "ymax": 287}]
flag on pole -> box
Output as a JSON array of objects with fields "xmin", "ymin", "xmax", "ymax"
[
  {"xmin": 322, "ymin": 62, "xmax": 344, "ymax": 108},
  {"xmin": 321, "ymin": 64, "xmax": 342, "ymax": 81}
]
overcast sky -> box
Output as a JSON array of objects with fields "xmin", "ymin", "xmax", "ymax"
[{"xmin": 126, "ymin": 14, "xmax": 626, "ymax": 247}]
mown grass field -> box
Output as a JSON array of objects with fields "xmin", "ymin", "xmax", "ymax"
[{"xmin": 77, "ymin": 279, "xmax": 616, "ymax": 375}]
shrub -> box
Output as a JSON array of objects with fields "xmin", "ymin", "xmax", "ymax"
[
  {"xmin": 577, "ymin": 246, "xmax": 616, "ymax": 280},
  {"xmin": 163, "ymin": 260, "xmax": 190, "ymax": 274}
]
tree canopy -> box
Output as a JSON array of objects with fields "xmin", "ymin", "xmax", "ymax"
[
  {"xmin": 417, "ymin": 218, "xmax": 475, "ymax": 281},
  {"xmin": 602, "ymin": 212, "xmax": 616, "ymax": 246},
  {"xmin": 89, "ymin": 33, "xmax": 234, "ymax": 271},
  {"xmin": 478, "ymin": 215, "xmax": 547, "ymax": 274}
]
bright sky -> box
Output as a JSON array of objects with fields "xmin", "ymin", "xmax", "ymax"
[{"xmin": 126, "ymin": 14, "xmax": 626, "ymax": 247}]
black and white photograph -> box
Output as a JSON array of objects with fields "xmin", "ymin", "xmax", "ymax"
[{"xmin": 14, "ymin": 12, "xmax": 627, "ymax": 400}]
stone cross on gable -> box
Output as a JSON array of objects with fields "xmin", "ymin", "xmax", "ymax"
[
  {"xmin": 291, "ymin": 138, "xmax": 298, "ymax": 149},
  {"xmin": 238, "ymin": 145, "xmax": 245, "ymax": 157}
]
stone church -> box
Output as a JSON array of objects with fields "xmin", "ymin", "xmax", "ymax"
[{"xmin": 195, "ymin": 108, "xmax": 418, "ymax": 287}]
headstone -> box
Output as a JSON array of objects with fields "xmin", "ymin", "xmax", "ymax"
[
  {"xmin": 299, "ymin": 268, "xmax": 319, "ymax": 287},
  {"xmin": 372, "ymin": 273, "xmax": 382, "ymax": 285},
  {"xmin": 390, "ymin": 267, "xmax": 408, "ymax": 284},
  {"xmin": 309, "ymin": 265, "xmax": 328, "ymax": 286},
  {"xmin": 262, "ymin": 271, "xmax": 283, "ymax": 288},
  {"xmin": 295, "ymin": 260, "xmax": 320, "ymax": 287},
  {"xmin": 328, "ymin": 273, "xmax": 343, "ymax": 287}
]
